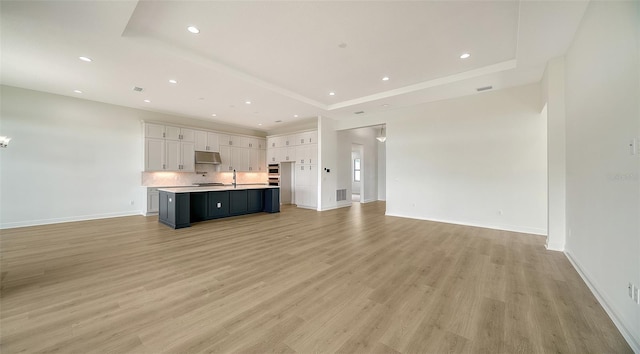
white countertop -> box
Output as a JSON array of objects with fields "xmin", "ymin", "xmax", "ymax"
[{"xmin": 158, "ymin": 184, "xmax": 278, "ymax": 193}]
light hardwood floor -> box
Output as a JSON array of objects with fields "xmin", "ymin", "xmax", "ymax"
[{"xmin": 0, "ymin": 202, "xmax": 631, "ymax": 353}]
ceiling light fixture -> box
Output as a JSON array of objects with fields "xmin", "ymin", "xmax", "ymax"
[
  {"xmin": 169, "ymin": 79, "xmax": 178, "ymax": 84},
  {"xmin": 73, "ymin": 90, "xmax": 83, "ymax": 94},
  {"xmin": 187, "ymin": 26, "xmax": 200, "ymax": 34},
  {"xmin": 376, "ymin": 126, "xmax": 387, "ymax": 142},
  {"xmin": 211, "ymin": 114, "xmax": 217, "ymax": 117},
  {"xmin": 329, "ymin": 92, "xmax": 335, "ymax": 96},
  {"xmin": 460, "ymin": 53, "xmax": 471, "ymax": 59},
  {"xmin": 143, "ymin": 99, "xmax": 151, "ymax": 103},
  {"xmin": 258, "ymin": 123, "xmax": 262, "ymax": 126},
  {"xmin": 382, "ymin": 76, "xmax": 390, "ymax": 81},
  {"xmin": 78, "ymin": 56, "xmax": 92, "ymax": 62},
  {"xmin": 245, "ymin": 101, "xmax": 252, "ymax": 105},
  {"xmin": 293, "ymin": 114, "xmax": 298, "ymax": 118}
]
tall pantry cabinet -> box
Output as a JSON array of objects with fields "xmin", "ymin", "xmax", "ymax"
[{"xmin": 267, "ymin": 130, "xmax": 318, "ymax": 209}]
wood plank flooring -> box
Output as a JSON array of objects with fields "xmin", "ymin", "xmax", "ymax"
[{"xmin": 0, "ymin": 202, "xmax": 632, "ymax": 353}]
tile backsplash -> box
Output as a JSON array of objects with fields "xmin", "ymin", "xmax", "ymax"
[{"xmin": 142, "ymin": 165, "xmax": 267, "ymax": 187}]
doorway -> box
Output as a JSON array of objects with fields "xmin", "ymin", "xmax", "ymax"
[{"xmin": 352, "ymin": 144, "xmax": 364, "ymax": 203}]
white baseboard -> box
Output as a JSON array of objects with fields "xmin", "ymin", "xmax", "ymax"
[
  {"xmin": 545, "ymin": 240, "xmax": 565, "ymax": 251},
  {"xmin": 565, "ymin": 251, "xmax": 640, "ymax": 353},
  {"xmin": 319, "ymin": 203, "xmax": 351, "ymax": 211},
  {"xmin": 0, "ymin": 210, "xmax": 143, "ymax": 230},
  {"xmin": 384, "ymin": 212, "xmax": 548, "ymax": 236}
]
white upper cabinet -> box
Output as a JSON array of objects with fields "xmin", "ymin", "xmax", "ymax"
[
  {"xmin": 298, "ymin": 131, "xmax": 317, "ymax": 145},
  {"xmin": 165, "ymin": 126, "xmax": 195, "ymax": 142},
  {"xmin": 145, "ymin": 123, "xmax": 165, "ymax": 139},
  {"xmin": 195, "ymin": 131, "xmax": 219, "ymax": 151}
]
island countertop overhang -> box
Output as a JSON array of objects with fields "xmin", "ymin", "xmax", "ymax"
[{"xmin": 158, "ymin": 185, "xmax": 279, "ymax": 193}]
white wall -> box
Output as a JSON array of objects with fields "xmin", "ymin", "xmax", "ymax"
[
  {"xmin": 0, "ymin": 85, "xmax": 264, "ymax": 228},
  {"xmin": 563, "ymin": 1, "xmax": 640, "ymax": 350},
  {"xmin": 377, "ymin": 139, "xmax": 386, "ymax": 201},
  {"xmin": 542, "ymin": 57, "xmax": 567, "ymax": 251},
  {"xmin": 318, "ymin": 116, "xmax": 339, "ymax": 210},
  {"xmin": 385, "ymin": 84, "xmax": 547, "ymax": 235}
]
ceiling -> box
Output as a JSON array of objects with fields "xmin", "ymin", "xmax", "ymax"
[{"xmin": 0, "ymin": 1, "xmax": 587, "ymax": 131}]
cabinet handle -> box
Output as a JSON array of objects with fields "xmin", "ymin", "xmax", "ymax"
[
  {"xmin": 163, "ymin": 132, "xmax": 166, "ymax": 138},
  {"xmin": 162, "ymin": 164, "xmax": 166, "ymax": 169},
  {"xmin": 286, "ymin": 141, "xmax": 289, "ymax": 146},
  {"xmin": 300, "ymin": 159, "xmax": 304, "ymax": 163},
  {"xmin": 179, "ymin": 134, "xmax": 182, "ymax": 140},
  {"xmin": 301, "ymin": 139, "xmax": 304, "ymax": 144},
  {"xmin": 286, "ymin": 156, "xmax": 289, "ymax": 160},
  {"xmin": 229, "ymin": 141, "xmax": 233, "ymax": 145}
]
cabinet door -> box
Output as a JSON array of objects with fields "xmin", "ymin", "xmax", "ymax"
[
  {"xmin": 208, "ymin": 191, "xmax": 229, "ymax": 218},
  {"xmin": 267, "ymin": 148, "xmax": 277, "ymax": 164},
  {"xmin": 194, "ymin": 130, "xmax": 208, "ymax": 151},
  {"xmin": 257, "ymin": 150, "xmax": 266, "ymax": 172},
  {"xmin": 207, "ymin": 132, "xmax": 220, "ymax": 152},
  {"xmin": 180, "ymin": 128, "xmax": 195, "ymax": 142},
  {"xmin": 257, "ymin": 138, "xmax": 266, "ymax": 150},
  {"xmin": 145, "ymin": 138, "xmax": 165, "ymax": 171},
  {"xmin": 165, "ymin": 140, "xmax": 181, "ymax": 170},
  {"xmin": 299, "ymin": 131, "xmax": 318, "ymax": 145},
  {"xmin": 233, "ymin": 147, "xmax": 249, "ymax": 171},
  {"xmin": 165, "ymin": 126, "xmax": 181, "ymax": 140},
  {"xmin": 246, "ymin": 137, "xmax": 256, "ymax": 149},
  {"xmin": 181, "ymin": 142, "xmax": 195, "ymax": 171},
  {"xmin": 219, "ymin": 145, "xmax": 233, "ymax": 171},
  {"xmin": 148, "ymin": 190, "xmax": 159, "ymax": 212},
  {"xmin": 248, "ymin": 149, "xmax": 259, "ymax": 172},
  {"xmin": 247, "ymin": 189, "xmax": 264, "ymax": 213},
  {"xmin": 145, "ymin": 123, "xmax": 165, "ymax": 139},
  {"xmin": 229, "ymin": 190, "xmax": 248, "ymax": 215}
]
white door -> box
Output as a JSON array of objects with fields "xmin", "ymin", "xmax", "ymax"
[
  {"xmin": 181, "ymin": 142, "xmax": 195, "ymax": 171},
  {"xmin": 145, "ymin": 138, "xmax": 165, "ymax": 171}
]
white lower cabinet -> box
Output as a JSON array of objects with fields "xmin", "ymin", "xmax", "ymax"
[{"xmin": 147, "ymin": 188, "xmax": 159, "ymax": 214}]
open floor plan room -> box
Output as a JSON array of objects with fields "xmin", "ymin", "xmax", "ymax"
[{"xmin": 0, "ymin": 203, "xmax": 631, "ymax": 353}]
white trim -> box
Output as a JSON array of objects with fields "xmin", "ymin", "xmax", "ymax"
[
  {"xmin": 319, "ymin": 203, "xmax": 351, "ymax": 211},
  {"xmin": 545, "ymin": 241, "xmax": 565, "ymax": 251},
  {"xmin": 384, "ymin": 213, "xmax": 547, "ymax": 236},
  {"xmin": 0, "ymin": 211, "xmax": 142, "ymax": 230},
  {"xmin": 361, "ymin": 198, "xmax": 377, "ymax": 204},
  {"xmin": 565, "ymin": 251, "xmax": 640, "ymax": 353}
]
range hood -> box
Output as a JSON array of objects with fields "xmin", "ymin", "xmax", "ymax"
[{"xmin": 195, "ymin": 151, "xmax": 221, "ymax": 165}]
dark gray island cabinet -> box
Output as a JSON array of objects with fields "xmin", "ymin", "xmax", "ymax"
[{"xmin": 158, "ymin": 186, "xmax": 280, "ymax": 229}]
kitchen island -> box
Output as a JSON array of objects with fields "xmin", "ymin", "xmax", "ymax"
[{"xmin": 158, "ymin": 185, "xmax": 280, "ymax": 229}]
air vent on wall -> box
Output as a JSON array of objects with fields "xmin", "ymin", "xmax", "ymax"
[
  {"xmin": 132, "ymin": 86, "xmax": 144, "ymax": 92},
  {"xmin": 336, "ymin": 189, "xmax": 347, "ymax": 202},
  {"xmin": 476, "ymin": 86, "xmax": 493, "ymax": 92}
]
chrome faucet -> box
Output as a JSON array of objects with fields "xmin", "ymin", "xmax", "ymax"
[{"xmin": 232, "ymin": 169, "xmax": 237, "ymax": 188}]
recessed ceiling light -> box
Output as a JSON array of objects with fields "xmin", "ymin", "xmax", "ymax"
[
  {"xmin": 382, "ymin": 104, "xmax": 389, "ymax": 107},
  {"xmin": 211, "ymin": 114, "xmax": 217, "ymax": 117},
  {"xmin": 258, "ymin": 123, "xmax": 262, "ymax": 126},
  {"xmin": 73, "ymin": 90, "xmax": 83, "ymax": 94},
  {"xmin": 78, "ymin": 56, "xmax": 92, "ymax": 62},
  {"xmin": 329, "ymin": 92, "xmax": 335, "ymax": 96},
  {"xmin": 187, "ymin": 26, "xmax": 200, "ymax": 34},
  {"xmin": 382, "ymin": 76, "xmax": 390, "ymax": 81},
  {"xmin": 143, "ymin": 99, "xmax": 151, "ymax": 103},
  {"xmin": 245, "ymin": 101, "xmax": 252, "ymax": 105},
  {"xmin": 168, "ymin": 79, "xmax": 178, "ymax": 84},
  {"xmin": 293, "ymin": 114, "xmax": 298, "ymax": 118},
  {"xmin": 460, "ymin": 53, "xmax": 471, "ymax": 59}
]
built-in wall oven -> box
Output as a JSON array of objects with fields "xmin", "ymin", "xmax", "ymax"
[{"xmin": 268, "ymin": 164, "xmax": 280, "ymax": 186}]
